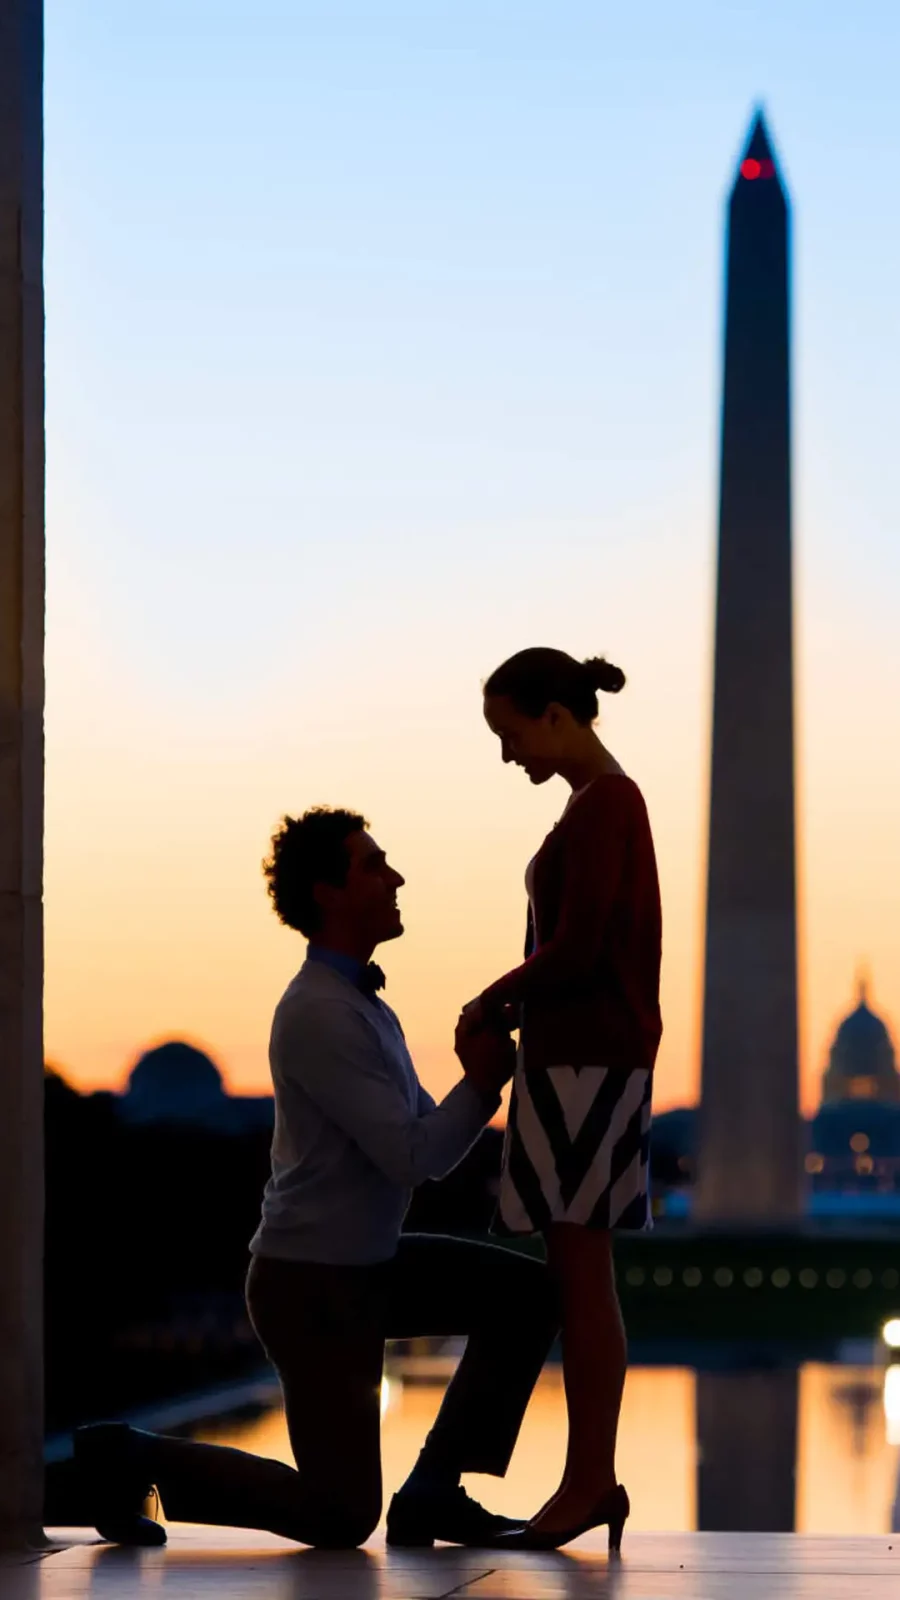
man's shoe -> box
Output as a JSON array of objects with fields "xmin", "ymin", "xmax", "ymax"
[
  {"xmin": 74, "ymin": 1422, "xmax": 167, "ymax": 1547},
  {"xmin": 386, "ymin": 1485, "xmax": 526, "ymax": 1547}
]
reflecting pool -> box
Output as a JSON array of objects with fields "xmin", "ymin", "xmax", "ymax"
[{"xmin": 192, "ymin": 1354, "xmax": 900, "ymax": 1533}]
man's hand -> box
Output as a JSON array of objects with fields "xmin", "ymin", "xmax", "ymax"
[
  {"xmin": 454, "ymin": 1022, "xmax": 516, "ymax": 1100},
  {"xmin": 457, "ymin": 997, "xmax": 517, "ymax": 1039},
  {"xmin": 456, "ymin": 999, "xmax": 485, "ymax": 1039}
]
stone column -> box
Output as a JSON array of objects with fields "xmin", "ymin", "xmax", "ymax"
[{"xmin": 0, "ymin": 0, "xmax": 45, "ymax": 1550}]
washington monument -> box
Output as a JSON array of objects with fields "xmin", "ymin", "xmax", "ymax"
[{"xmin": 696, "ymin": 112, "xmax": 801, "ymax": 1223}]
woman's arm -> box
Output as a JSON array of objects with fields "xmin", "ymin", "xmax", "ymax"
[{"xmin": 477, "ymin": 780, "xmax": 639, "ymax": 1014}]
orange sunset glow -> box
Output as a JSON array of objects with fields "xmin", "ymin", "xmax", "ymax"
[{"xmin": 43, "ymin": 517, "xmax": 900, "ymax": 1119}]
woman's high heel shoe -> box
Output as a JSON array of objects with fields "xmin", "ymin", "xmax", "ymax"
[{"xmin": 494, "ymin": 1482, "xmax": 630, "ymax": 1553}]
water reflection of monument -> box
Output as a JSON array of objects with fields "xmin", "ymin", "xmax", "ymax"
[{"xmin": 697, "ymin": 1369, "xmax": 797, "ymax": 1531}]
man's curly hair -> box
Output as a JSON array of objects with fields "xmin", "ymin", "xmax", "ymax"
[{"xmin": 263, "ymin": 807, "xmax": 368, "ymax": 936}]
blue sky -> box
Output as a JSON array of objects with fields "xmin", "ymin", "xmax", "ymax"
[
  {"xmin": 45, "ymin": 2, "xmax": 900, "ymax": 700},
  {"xmin": 43, "ymin": 2, "xmax": 900, "ymax": 1105}
]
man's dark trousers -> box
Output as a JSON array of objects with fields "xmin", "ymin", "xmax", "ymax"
[{"xmin": 127, "ymin": 1233, "xmax": 558, "ymax": 1545}]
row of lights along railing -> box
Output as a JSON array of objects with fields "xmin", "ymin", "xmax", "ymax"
[{"xmin": 625, "ymin": 1265, "xmax": 900, "ymax": 1290}]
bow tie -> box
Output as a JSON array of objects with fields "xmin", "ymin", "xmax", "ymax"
[{"xmin": 358, "ymin": 962, "xmax": 386, "ymax": 997}]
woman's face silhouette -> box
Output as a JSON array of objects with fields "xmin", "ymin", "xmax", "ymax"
[{"xmin": 483, "ymin": 692, "xmax": 575, "ymax": 786}]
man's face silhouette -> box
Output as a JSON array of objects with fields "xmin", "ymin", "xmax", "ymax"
[{"xmin": 315, "ymin": 829, "xmax": 405, "ymax": 951}]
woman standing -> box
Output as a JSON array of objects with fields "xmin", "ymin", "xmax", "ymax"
[{"xmin": 460, "ymin": 647, "xmax": 662, "ymax": 1551}]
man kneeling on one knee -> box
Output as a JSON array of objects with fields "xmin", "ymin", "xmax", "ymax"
[{"xmin": 72, "ymin": 808, "xmax": 559, "ymax": 1548}]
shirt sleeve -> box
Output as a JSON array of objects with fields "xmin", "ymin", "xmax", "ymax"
[
  {"xmin": 481, "ymin": 779, "xmax": 639, "ymax": 1010},
  {"xmin": 274, "ymin": 997, "xmax": 496, "ymax": 1187},
  {"xmin": 416, "ymin": 1081, "xmax": 438, "ymax": 1116}
]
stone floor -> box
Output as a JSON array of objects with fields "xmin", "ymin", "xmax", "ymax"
[{"xmin": 2, "ymin": 1527, "xmax": 899, "ymax": 1599}]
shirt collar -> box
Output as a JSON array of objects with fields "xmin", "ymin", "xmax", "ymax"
[{"xmin": 306, "ymin": 944, "xmax": 365, "ymax": 986}]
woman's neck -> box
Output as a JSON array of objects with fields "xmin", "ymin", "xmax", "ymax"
[{"xmin": 557, "ymin": 732, "xmax": 619, "ymax": 792}]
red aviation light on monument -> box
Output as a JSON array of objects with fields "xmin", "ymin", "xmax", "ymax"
[{"xmin": 740, "ymin": 157, "xmax": 776, "ymax": 181}]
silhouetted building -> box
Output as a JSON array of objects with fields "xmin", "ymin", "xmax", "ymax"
[
  {"xmin": 806, "ymin": 979, "xmax": 900, "ymax": 1194},
  {"xmin": 821, "ymin": 978, "xmax": 900, "ymax": 1105},
  {"xmin": 119, "ymin": 1041, "xmax": 273, "ymax": 1133},
  {"xmin": 696, "ymin": 111, "xmax": 801, "ymax": 1223},
  {"xmin": 655, "ymin": 978, "xmax": 900, "ymax": 1205},
  {"xmin": 806, "ymin": 1101, "xmax": 900, "ymax": 1195}
]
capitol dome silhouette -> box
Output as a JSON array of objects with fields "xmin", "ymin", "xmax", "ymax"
[
  {"xmin": 121, "ymin": 1040, "xmax": 228, "ymax": 1125},
  {"xmin": 821, "ymin": 978, "xmax": 899, "ymax": 1105}
]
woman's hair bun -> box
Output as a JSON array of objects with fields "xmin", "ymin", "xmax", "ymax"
[
  {"xmin": 582, "ymin": 656, "xmax": 626, "ymax": 695},
  {"xmin": 483, "ymin": 646, "xmax": 625, "ymax": 724}
]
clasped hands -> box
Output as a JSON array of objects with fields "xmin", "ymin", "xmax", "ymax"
[{"xmin": 454, "ymin": 994, "xmax": 518, "ymax": 1100}]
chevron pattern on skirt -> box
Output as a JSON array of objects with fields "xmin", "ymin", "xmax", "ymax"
[{"xmin": 494, "ymin": 1063, "xmax": 653, "ymax": 1235}]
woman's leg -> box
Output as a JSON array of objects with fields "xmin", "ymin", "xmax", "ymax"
[{"xmin": 529, "ymin": 1222, "xmax": 626, "ymax": 1532}]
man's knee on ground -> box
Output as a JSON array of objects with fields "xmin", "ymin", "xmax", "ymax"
[{"xmin": 305, "ymin": 1493, "xmax": 381, "ymax": 1549}]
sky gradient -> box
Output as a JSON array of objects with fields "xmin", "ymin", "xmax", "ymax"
[{"xmin": 44, "ymin": 2, "xmax": 900, "ymax": 1114}]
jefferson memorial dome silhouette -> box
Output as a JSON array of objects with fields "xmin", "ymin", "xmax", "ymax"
[
  {"xmin": 122, "ymin": 1042, "xmax": 227, "ymax": 1124},
  {"xmin": 119, "ymin": 1041, "xmax": 273, "ymax": 1132}
]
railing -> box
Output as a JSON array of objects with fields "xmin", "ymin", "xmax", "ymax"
[{"xmin": 615, "ymin": 1231, "xmax": 900, "ymax": 1341}]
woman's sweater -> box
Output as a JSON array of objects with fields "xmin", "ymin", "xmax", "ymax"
[{"xmin": 482, "ymin": 774, "xmax": 662, "ymax": 1072}]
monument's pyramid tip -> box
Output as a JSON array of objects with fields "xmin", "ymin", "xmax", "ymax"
[{"xmin": 735, "ymin": 109, "xmax": 784, "ymax": 190}]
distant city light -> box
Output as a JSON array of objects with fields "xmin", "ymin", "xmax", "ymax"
[{"xmin": 883, "ymin": 1318, "xmax": 900, "ymax": 1349}]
